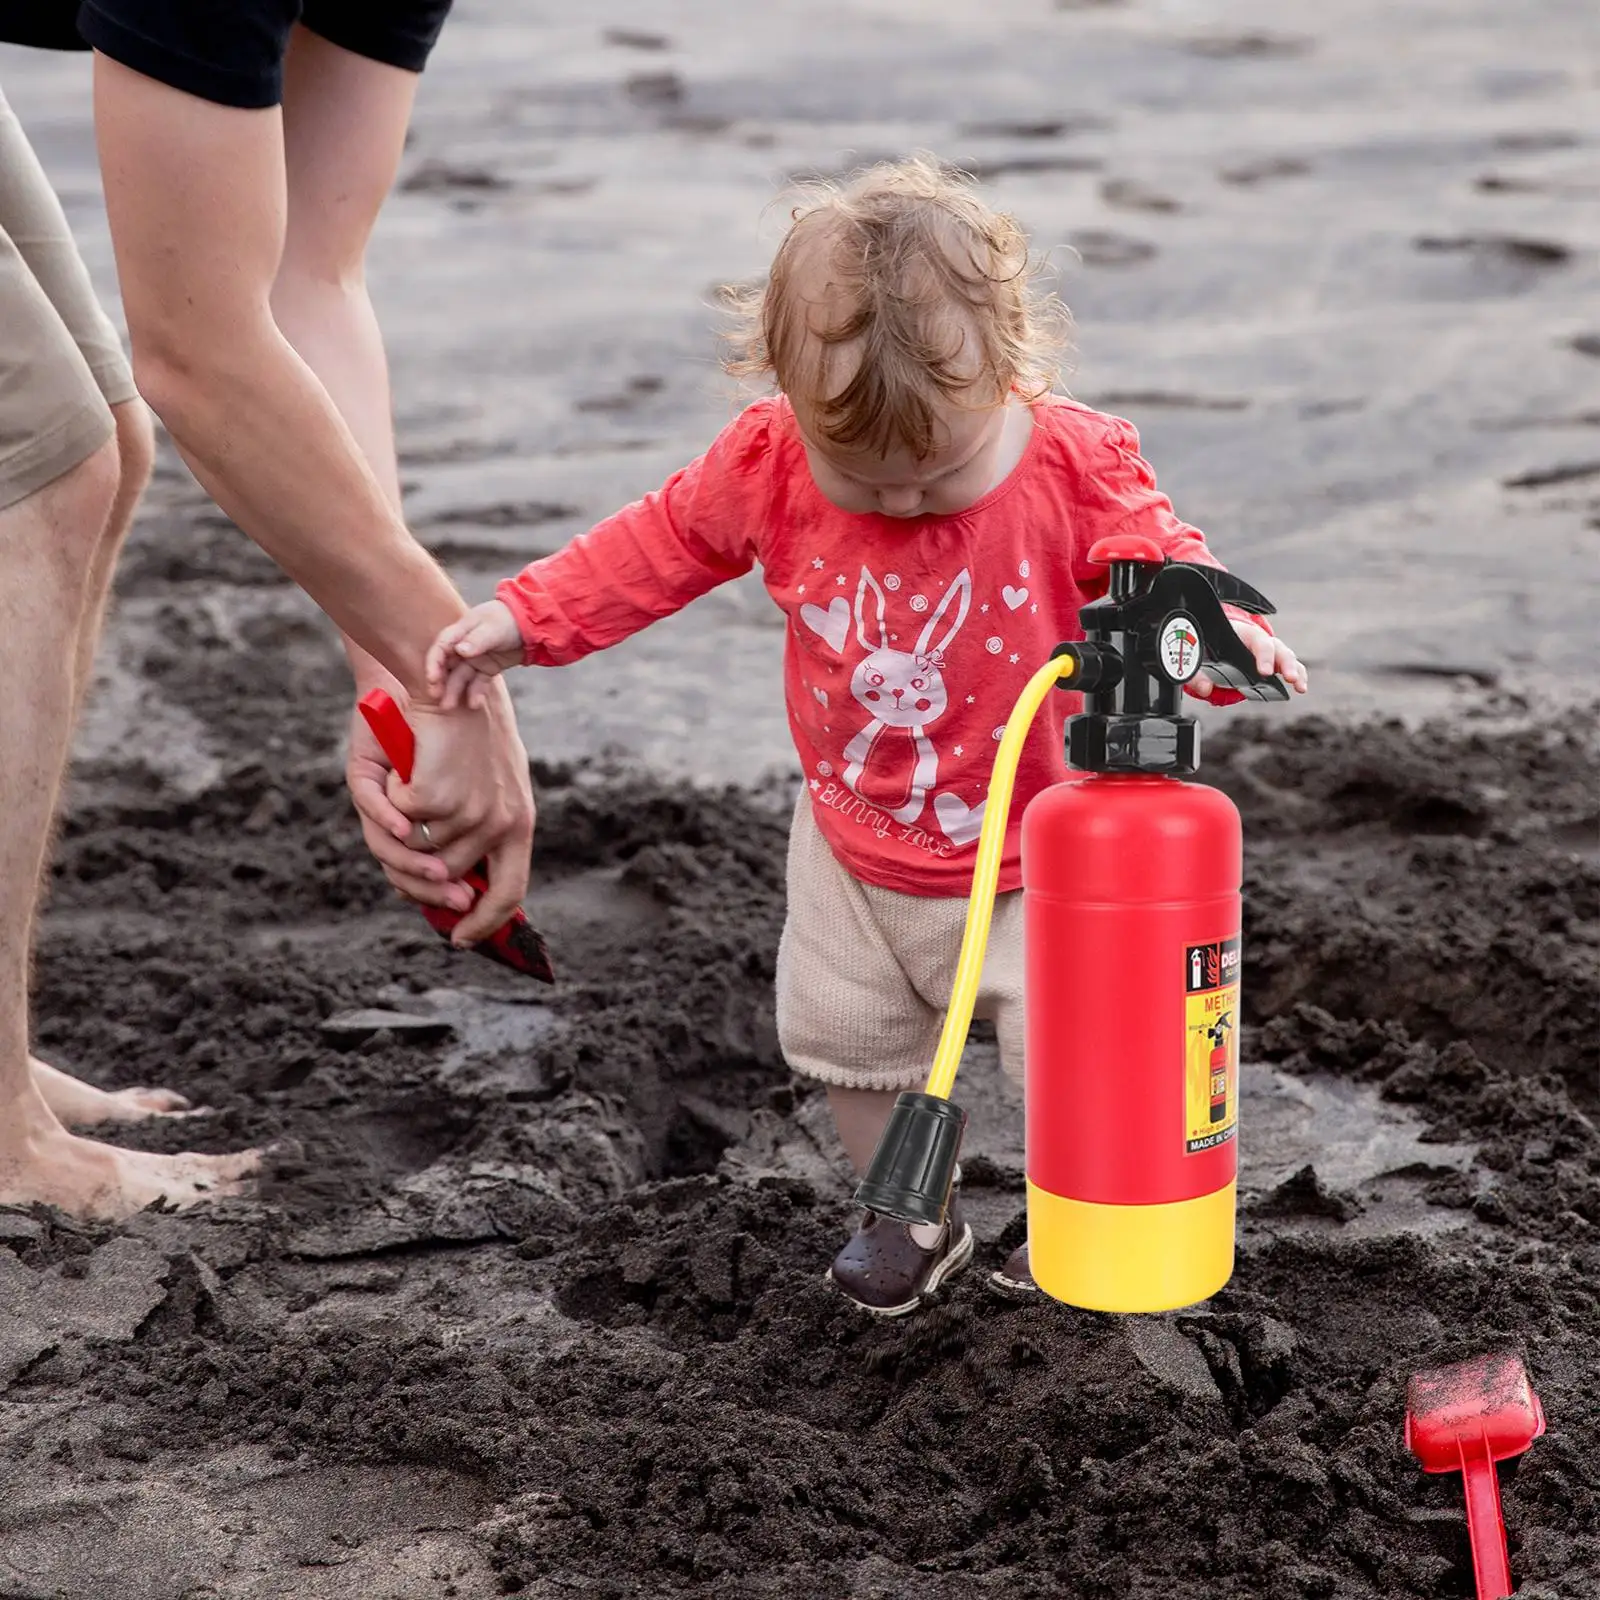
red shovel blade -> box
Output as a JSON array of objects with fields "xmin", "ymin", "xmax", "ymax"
[
  {"xmin": 1404, "ymin": 1352, "xmax": 1545, "ymax": 1600},
  {"xmin": 358, "ymin": 689, "xmax": 554, "ymax": 985}
]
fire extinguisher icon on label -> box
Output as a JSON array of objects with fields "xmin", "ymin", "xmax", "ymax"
[{"xmin": 1206, "ymin": 1013, "xmax": 1233, "ymax": 1124}]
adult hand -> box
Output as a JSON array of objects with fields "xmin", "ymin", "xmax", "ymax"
[
  {"xmin": 387, "ymin": 679, "xmax": 536, "ymax": 945},
  {"xmin": 346, "ymin": 697, "xmax": 474, "ymax": 913}
]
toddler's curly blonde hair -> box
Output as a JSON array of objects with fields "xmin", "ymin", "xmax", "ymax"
[{"xmin": 722, "ymin": 155, "xmax": 1069, "ymax": 460}]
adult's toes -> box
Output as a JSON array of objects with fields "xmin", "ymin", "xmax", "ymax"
[
  {"xmin": 203, "ymin": 1148, "xmax": 263, "ymax": 1182},
  {"xmin": 128, "ymin": 1087, "xmax": 196, "ymax": 1115}
]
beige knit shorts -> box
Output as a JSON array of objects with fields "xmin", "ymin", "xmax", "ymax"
[
  {"xmin": 0, "ymin": 87, "xmax": 136, "ymax": 512},
  {"xmin": 776, "ymin": 795, "xmax": 1025, "ymax": 1093}
]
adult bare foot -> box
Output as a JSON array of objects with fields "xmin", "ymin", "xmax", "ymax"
[
  {"xmin": 31, "ymin": 1057, "xmax": 204, "ymax": 1127},
  {"xmin": 0, "ymin": 1082, "xmax": 257, "ymax": 1221}
]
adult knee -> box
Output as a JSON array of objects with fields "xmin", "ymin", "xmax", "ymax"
[
  {"xmin": 269, "ymin": 254, "xmax": 370, "ymax": 337},
  {"xmin": 23, "ymin": 436, "xmax": 122, "ymax": 582},
  {"xmin": 111, "ymin": 398, "xmax": 155, "ymax": 509}
]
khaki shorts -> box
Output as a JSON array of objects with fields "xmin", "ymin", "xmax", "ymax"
[
  {"xmin": 0, "ymin": 86, "xmax": 136, "ymax": 512},
  {"xmin": 776, "ymin": 795, "xmax": 1025, "ymax": 1093}
]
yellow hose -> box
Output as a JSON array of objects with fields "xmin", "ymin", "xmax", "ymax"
[{"xmin": 923, "ymin": 652, "xmax": 1077, "ymax": 1102}]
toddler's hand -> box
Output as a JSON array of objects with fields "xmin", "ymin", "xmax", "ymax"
[
  {"xmin": 426, "ymin": 600, "xmax": 525, "ymax": 710},
  {"xmin": 1189, "ymin": 620, "xmax": 1309, "ymax": 699}
]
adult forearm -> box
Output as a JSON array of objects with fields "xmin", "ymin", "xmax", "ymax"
[{"xmin": 142, "ymin": 327, "xmax": 457, "ymax": 696}]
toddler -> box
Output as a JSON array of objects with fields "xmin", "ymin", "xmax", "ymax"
[{"xmin": 426, "ymin": 156, "xmax": 1307, "ymax": 1315}]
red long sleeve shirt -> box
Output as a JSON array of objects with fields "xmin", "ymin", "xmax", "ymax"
[{"xmin": 499, "ymin": 394, "xmax": 1255, "ymax": 897}]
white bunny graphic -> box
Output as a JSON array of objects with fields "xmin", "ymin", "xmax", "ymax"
[{"xmin": 842, "ymin": 567, "xmax": 972, "ymax": 825}]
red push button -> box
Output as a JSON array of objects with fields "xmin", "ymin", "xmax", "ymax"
[{"xmin": 1088, "ymin": 533, "xmax": 1165, "ymax": 565}]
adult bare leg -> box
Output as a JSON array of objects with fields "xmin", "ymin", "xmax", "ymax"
[
  {"xmin": 272, "ymin": 28, "xmax": 413, "ymax": 506},
  {"xmin": 265, "ymin": 30, "xmax": 453, "ymax": 889},
  {"xmin": 67, "ymin": 399, "xmax": 154, "ymax": 720},
  {"xmin": 27, "ymin": 399, "xmax": 202, "ymax": 1128},
  {"xmin": 0, "ymin": 444, "xmax": 256, "ymax": 1216}
]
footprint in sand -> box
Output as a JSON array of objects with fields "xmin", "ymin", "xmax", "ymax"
[
  {"xmin": 419, "ymin": 501, "xmax": 579, "ymax": 531},
  {"xmin": 960, "ymin": 117, "xmax": 1111, "ymax": 139},
  {"xmin": 1181, "ymin": 32, "xmax": 1314, "ymax": 59},
  {"xmin": 1415, "ymin": 234, "xmax": 1571, "ymax": 266},
  {"xmin": 603, "ymin": 28, "xmax": 669, "ymax": 51},
  {"xmin": 1220, "ymin": 156, "xmax": 1311, "ymax": 185},
  {"xmin": 425, "ymin": 538, "xmax": 545, "ymax": 569},
  {"xmin": 1477, "ymin": 173, "xmax": 1600, "ymax": 198},
  {"xmin": 963, "ymin": 154, "xmax": 1102, "ymax": 180},
  {"xmin": 1413, "ymin": 234, "xmax": 1573, "ymax": 296},
  {"xmin": 1069, "ymin": 230, "xmax": 1157, "ymax": 268},
  {"xmin": 1493, "ymin": 130, "xmax": 1580, "ymax": 153},
  {"xmin": 1094, "ymin": 390, "xmax": 1249, "ymax": 413},
  {"xmin": 400, "ymin": 161, "xmax": 510, "ymax": 196},
  {"xmin": 1502, "ymin": 461, "xmax": 1600, "ymax": 491},
  {"xmin": 576, "ymin": 375, "xmax": 667, "ymax": 415},
  {"xmin": 1101, "ymin": 178, "xmax": 1180, "ymax": 214},
  {"xmin": 398, "ymin": 439, "xmax": 517, "ymax": 468},
  {"xmin": 625, "ymin": 71, "xmax": 686, "ymax": 108}
]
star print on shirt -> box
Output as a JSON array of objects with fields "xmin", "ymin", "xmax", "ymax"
[
  {"xmin": 980, "ymin": 602, "xmax": 991, "ymax": 613},
  {"xmin": 1030, "ymin": 603, "xmax": 1038, "ymax": 614},
  {"xmin": 812, "ymin": 557, "xmax": 824, "ymax": 569},
  {"xmin": 798, "ymin": 584, "xmax": 806, "ymax": 594},
  {"xmin": 965, "ymin": 694, "xmax": 975, "ymax": 705},
  {"xmin": 1009, "ymin": 653, "xmax": 1020, "ymax": 664},
  {"xmin": 809, "ymin": 778, "xmax": 820, "ymax": 791},
  {"xmin": 953, "ymin": 744, "xmax": 965, "ymax": 757},
  {"xmin": 836, "ymin": 574, "xmax": 846, "ymax": 586}
]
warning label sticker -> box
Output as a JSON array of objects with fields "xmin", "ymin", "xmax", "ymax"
[{"xmin": 1184, "ymin": 935, "xmax": 1240, "ymax": 1154}]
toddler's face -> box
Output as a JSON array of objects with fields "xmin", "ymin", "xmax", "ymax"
[{"xmin": 795, "ymin": 394, "xmax": 1012, "ymax": 520}]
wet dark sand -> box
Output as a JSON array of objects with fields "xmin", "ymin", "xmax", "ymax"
[
  {"xmin": 2, "ymin": 0, "xmax": 1599, "ymax": 1595},
  {"xmin": 3, "ymin": 582, "xmax": 1597, "ymax": 1596}
]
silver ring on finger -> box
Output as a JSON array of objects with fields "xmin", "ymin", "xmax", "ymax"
[{"xmin": 419, "ymin": 821, "xmax": 435, "ymax": 849}]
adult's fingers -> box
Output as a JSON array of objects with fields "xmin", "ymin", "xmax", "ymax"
[
  {"xmin": 386, "ymin": 771, "xmax": 483, "ymax": 871},
  {"xmin": 351, "ymin": 763, "xmax": 433, "ymax": 852},
  {"xmin": 451, "ymin": 826, "xmax": 532, "ymax": 946},
  {"xmin": 358, "ymin": 813, "xmax": 473, "ymax": 910}
]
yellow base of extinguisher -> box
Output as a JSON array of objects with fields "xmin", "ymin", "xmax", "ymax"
[{"xmin": 1027, "ymin": 1179, "xmax": 1237, "ymax": 1313}]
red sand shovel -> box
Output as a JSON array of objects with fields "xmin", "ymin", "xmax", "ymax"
[
  {"xmin": 358, "ymin": 688, "xmax": 554, "ymax": 983},
  {"xmin": 1404, "ymin": 1352, "xmax": 1546, "ymax": 1599}
]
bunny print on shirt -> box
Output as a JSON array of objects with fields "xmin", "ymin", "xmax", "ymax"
[{"xmin": 841, "ymin": 566, "xmax": 972, "ymax": 832}]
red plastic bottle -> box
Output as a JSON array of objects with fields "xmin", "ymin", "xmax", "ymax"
[{"xmin": 1023, "ymin": 774, "xmax": 1241, "ymax": 1311}]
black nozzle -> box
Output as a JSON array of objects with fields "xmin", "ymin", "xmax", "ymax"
[{"xmin": 855, "ymin": 1092, "xmax": 967, "ymax": 1227}]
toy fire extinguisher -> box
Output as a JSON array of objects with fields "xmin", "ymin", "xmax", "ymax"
[{"xmin": 857, "ymin": 533, "xmax": 1288, "ymax": 1313}]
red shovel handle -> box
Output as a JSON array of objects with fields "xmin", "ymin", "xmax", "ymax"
[
  {"xmin": 357, "ymin": 689, "xmax": 415, "ymax": 783},
  {"xmin": 1459, "ymin": 1436, "xmax": 1513, "ymax": 1600},
  {"xmin": 355, "ymin": 688, "xmax": 554, "ymax": 985}
]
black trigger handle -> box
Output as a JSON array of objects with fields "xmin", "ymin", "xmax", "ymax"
[{"xmin": 1169, "ymin": 561, "xmax": 1277, "ymax": 618}]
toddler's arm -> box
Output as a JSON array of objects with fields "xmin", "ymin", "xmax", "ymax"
[{"xmin": 426, "ymin": 404, "xmax": 776, "ymax": 706}]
